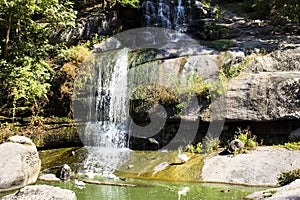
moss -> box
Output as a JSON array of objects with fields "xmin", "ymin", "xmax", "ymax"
[
  {"xmin": 211, "ymin": 39, "xmax": 235, "ymax": 51},
  {"xmin": 115, "ymin": 151, "xmax": 204, "ymax": 181},
  {"xmin": 129, "ymin": 49, "xmax": 160, "ymax": 68},
  {"xmin": 0, "ymin": 117, "xmax": 82, "ymax": 149}
]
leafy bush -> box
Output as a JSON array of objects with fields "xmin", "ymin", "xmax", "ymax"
[
  {"xmin": 186, "ymin": 142, "xmax": 203, "ymax": 154},
  {"xmin": 0, "ymin": 0, "xmax": 76, "ymax": 119},
  {"xmin": 235, "ymin": 127, "xmax": 258, "ymax": 151},
  {"xmin": 118, "ymin": 0, "xmax": 140, "ymax": 8},
  {"xmin": 223, "ymin": 0, "xmax": 300, "ymax": 23}
]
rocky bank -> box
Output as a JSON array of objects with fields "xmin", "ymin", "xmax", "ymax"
[{"xmin": 202, "ymin": 147, "xmax": 300, "ymax": 186}]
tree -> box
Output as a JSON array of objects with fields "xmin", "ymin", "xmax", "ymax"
[
  {"xmin": 117, "ymin": 0, "xmax": 140, "ymax": 8},
  {"xmin": 0, "ymin": 0, "xmax": 77, "ymax": 119}
]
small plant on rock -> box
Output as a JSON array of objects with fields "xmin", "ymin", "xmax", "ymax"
[
  {"xmin": 186, "ymin": 142, "xmax": 203, "ymax": 154},
  {"xmin": 281, "ymin": 142, "xmax": 300, "ymax": 150},
  {"xmin": 235, "ymin": 127, "xmax": 258, "ymax": 152}
]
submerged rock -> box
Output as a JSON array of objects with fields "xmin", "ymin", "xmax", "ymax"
[
  {"xmin": 39, "ymin": 174, "xmax": 61, "ymax": 182},
  {"xmin": 0, "ymin": 136, "xmax": 41, "ymax": 192},
  {"xmin": 0, "ymin": 185, "xmax": 76, "ymax": 200}
]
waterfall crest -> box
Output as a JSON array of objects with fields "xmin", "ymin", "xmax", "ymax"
[{"xmin": 143, "ymin": 0, "xmax": 192, "ymax": 32}]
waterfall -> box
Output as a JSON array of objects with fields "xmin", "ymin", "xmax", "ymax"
[
  {"xmin": 82, "ymin": 48, "xmax": 129, "ymax": 148},
  {"xmin": 143, "ymin": 0, "xmax": 193, "ymax": 32},
  {"xmin": 73, "ymin": 48, "xmax": 131, "ymax": 176}
]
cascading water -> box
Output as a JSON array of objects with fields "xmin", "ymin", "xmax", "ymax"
[
  {"xmin": 75, "ymin": 49, "xmax": 131, "ymax": 176},
  {"xmin": 73, "ymin": 0, "xmax": 205, "ymax": 177},
  {"xmin": 78, "ymin": 48, "xmax": 129, "ymax": 148},
  {"xmin": 143, "ymin": 0, "xmax": 193, "ymax": 32}
]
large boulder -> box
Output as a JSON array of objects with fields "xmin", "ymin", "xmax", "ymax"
[
  {"xmin": 0, "ymin": 185, "xmax": 76, "ymax": 200},
  {"xmin": 202, "ymin": 147, "xmax": 300, "ymax": 186},
  {"xmin": 224, "ymin": 47, "xmax": 300, "ymax": 122},
  {"xmin": 0, "ymin": 136, "xmax": 41, "ymax": 192}
]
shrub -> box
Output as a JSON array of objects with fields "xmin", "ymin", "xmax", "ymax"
[
  {"xmin": 186, "ymin": 142, "xmax": 203, "ymax": 154},
  {"xmin": 235, "ymin": 127, "xmax": 258, "ymax": 152}
]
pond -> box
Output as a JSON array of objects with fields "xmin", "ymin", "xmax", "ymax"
[
  {"xmin": 35, "ymin": 147, "xmax": 267, "ymax": 200},
  {"xmin": 37, "ymin": 178, "xmax": 266, "ymax": 200}
]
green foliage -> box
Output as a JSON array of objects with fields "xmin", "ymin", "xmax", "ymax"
[
  {"xmin": 186, "ymin": 142, "xmax": 203, "ymax": 154},
  {"xmin": 279, "ymin": 168, "xmax": 300, "ymax": 186},
  {"xmin": 0, "ymin": 0, "xmax": 76, "ymax": 119},
  {"xmin": 235, "ymin": 127, "xmax": 258, "ymax": 151},
  {"xmin": 224, "ymin": 0, "xmax": 300, "ymax": 23},
  {"xmin": 118, "ymin": 0, "xmax": 140, "ymax": 8},
  {"xmin": 58, "ymin": 44, "xmax": 91, "ymax": 64},
  {"xmin": 130, "ymin": 84, "xmax": 178, "ymax": 113},
  {"xmin": 211, "ymin": 39, "xmax": 235, "ymax": 51},
  {"xmin": 203, "ymin": 138, "xmax": 220, "ymax": 154},
  {"xmin": 281, "ymin": 142, "xmax": 300, "ymax": 150}
]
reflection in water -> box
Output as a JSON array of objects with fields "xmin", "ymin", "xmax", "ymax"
[{"xmin": 37, "ymin": 179, "xmax": 267, "ymax": 200}]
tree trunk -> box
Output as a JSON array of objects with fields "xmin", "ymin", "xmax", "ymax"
[{"xmin": 3, "ymin": 11, "xmax": 12, "ymax": 59}]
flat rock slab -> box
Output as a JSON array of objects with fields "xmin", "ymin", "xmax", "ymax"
[
  {"xmin": 0, "ymin": 185, "xmax": 76, "ymax": 200},
  {"xmin": 245, "ymin": 179, "xmax": 300, "ymax": 200},
  {"xmin": 202, "ymin": 147, "xmax": 300, "ymax": 186},
  {"xmin": 39, "ymin": 174, "xmax": 61, "ymax": 182}
]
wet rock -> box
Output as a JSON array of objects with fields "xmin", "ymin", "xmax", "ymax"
[
  {"xmin": 39, "ymin": 174, "xmax": 61, "ymax": 182},
  {"xmin": 0, "ymin": 136, "xmax": 41, "ymax": 192},
  {"xmin": 0, "ymin": 185, "xmax": 76, "ymax": 200},
  {"xmin": 56, "ymin": 164, "xmax": 73, "ymax": 181},
  {"xmin": 227, "ymin": 139, "xmax": 244, "ymax": 154},
  {"xmin": 50, "ymin": 10, "xmax": 121, "ymax": 46},
  {"xmin": 288, "ymin": 128, "xmax": 300, "ymax": 142}
]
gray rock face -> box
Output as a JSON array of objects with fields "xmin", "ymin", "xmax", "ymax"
[
  {"xmin": 245, "ymin": 179, "xmax": 300, "ymax": 200},
  {"xmin": 246, "ymin": 47, "xmax": 300, "ymax": 73},
  {"xmin": 224, "ymin": 47, "xmax": 300, "ymax": 121},
  {"xmin": 0, "ymin": 185, "xmax": 76, "ymax": 200},
  {"xmin": 0, "ymin": 136, "xmax": 41, "ymax": 192},
  {"xmin": 50, "ymin": 10, "xmax": 121, "ymax": 46},
  {"xmin": 289, "ymin": 128, "xmax": 300, "ymax": 142}
]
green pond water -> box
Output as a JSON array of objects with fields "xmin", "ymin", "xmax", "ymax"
[
  {"xmin": 37, "ymin": 179, "xmax": 265, "ymax": 200},
  {"xmin": 37, "ymin": 147, "xmax": 268, "ymax": 200},
  {"xmin": 0, "ymin": 147, "xmax": 267, "ymax": 199}
]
